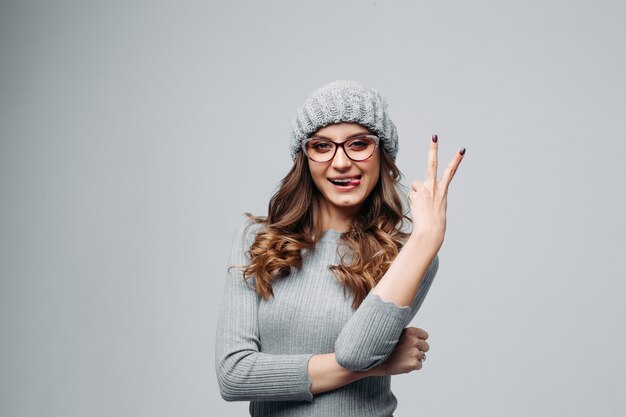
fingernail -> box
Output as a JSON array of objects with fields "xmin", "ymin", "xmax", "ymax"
[
  {"xmin": 432, "ymin": 134, "xmax": 438, "ymax": 143},
  {"xmin": 459, "ymin": 147, "xmax": 466, "ymax": 155}
]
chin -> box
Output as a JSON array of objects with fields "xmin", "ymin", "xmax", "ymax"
[{"xmin": 328, "ymin": 195, "xmax": 364, "ymax": 207}]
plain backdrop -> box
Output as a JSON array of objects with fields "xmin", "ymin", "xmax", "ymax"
[{"xmin": 1, "ymin": 0, "xmax": 625, "ymax": 416}]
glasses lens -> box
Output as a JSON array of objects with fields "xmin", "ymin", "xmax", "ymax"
[
  {"xmin": 305, "ymin": 140, "xmax": 336, "ymax": 162},
  {"xmin": 345, "ymin": 137, "xmax": 376, "ymax": 161}
]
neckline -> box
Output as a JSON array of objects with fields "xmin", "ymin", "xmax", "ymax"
[{"xmin": 319, "ymin": 229, "xmax": 342, "ymax": 242}]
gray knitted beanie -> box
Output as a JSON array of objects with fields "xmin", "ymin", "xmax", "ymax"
[{"xmin": 289, "ymin": 80, "xmax": 399, "ymax": 161}]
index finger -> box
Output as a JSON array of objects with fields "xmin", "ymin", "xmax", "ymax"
[{"xmin": 413, "ymin": 327, "xmax": 429, "ymax": 340}]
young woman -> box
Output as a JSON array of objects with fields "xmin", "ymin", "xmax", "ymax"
[{"xmin": 215, "ymin": 80, "xmax": 465, "ymax": 416}]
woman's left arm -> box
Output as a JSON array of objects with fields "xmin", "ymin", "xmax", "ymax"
[
  {"xmin": 334, "ymin": 238, "xmax": 439, "ymax": 372},
  {"xmin": 335, "ymin": 136, "xmax": 464, "ymax": 372}
]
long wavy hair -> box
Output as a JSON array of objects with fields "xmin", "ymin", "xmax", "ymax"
[{"xmin": 233, "ymin": 145, "xmax": 413, "ymax": 310}]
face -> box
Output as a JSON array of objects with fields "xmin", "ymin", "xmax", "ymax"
[{"xmin": 306, "ymin": 122, "xmax": 381, "ymax": 221}]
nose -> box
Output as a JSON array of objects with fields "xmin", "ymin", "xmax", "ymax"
[{"xmin": 331, "ymin": 144, "xmax": 352, "ymax": 169}]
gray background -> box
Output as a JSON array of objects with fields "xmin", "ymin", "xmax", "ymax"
[{"xmin": 1, "ymin": 0, "xmax": 625, "ymax": 416}]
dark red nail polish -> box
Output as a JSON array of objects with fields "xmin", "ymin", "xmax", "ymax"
[
  {"xmin": 432, "ymin": 134, "xmax": 438, "ymax": 143},
  {"xmin": 459, "ymin": 147, "xmax": 466, "ymax": 155}
]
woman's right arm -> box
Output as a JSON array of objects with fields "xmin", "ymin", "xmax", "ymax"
[
  {"xmin": 307, "ymin": 353, "xmax": 380, "ymax": 395},
  {"xmin": 215, "ymin": 219, "xmax": 313, "ymax": 402},
  {"xmin": 215, "ymin": 218, "xmax": 379, "ymax": 402}
]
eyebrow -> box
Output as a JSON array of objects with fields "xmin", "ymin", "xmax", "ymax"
[{"xmin": 310, "ymin": 131, "xmax": 371, "ymax": 140}]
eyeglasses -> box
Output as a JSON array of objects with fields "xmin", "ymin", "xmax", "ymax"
[{"xmin": 301, "ymin": 135, "xmax": 380, "ymax": 163}]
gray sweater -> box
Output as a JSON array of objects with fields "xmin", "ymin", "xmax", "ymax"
[{"xmin": 215, "ymin": 217, "xmax": 439, "ymax": 417}]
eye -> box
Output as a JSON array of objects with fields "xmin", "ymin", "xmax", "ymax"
[
  {"xmin": 311, "ymin": 141, "xmax": 333, "ymax": 152},
  {"xmin": 347, "ymin": 140, "xmax": 369, "ymax": 149}
]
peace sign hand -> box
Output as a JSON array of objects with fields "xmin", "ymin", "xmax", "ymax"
[{"xmin": 408, "ymin": 134, "xmax": 465, "ymax": 247}]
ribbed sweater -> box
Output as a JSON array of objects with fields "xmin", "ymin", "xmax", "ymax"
[{"xmin": 215, "ymin": 217, "xmax": 439, "ymax": 417}]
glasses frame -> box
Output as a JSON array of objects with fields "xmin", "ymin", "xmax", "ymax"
[{"xmin": 301, "ymin": 135, "xmax": 380, "ymax": 163}]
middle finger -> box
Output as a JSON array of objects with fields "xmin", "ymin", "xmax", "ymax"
[{"xmin": 416, "ymin": 339, "xmax": 429, "ymax": 352}]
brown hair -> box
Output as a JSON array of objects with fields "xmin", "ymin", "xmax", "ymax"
[{"xmin": 234, "ymin": 147, "xmax": 412, "ymax": 310}]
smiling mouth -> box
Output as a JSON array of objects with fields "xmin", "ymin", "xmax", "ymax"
[{"xmin": 328, "ymin": 176, "xmax": 362, "ymax": 186}]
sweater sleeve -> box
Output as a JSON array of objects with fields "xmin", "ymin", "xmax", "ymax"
[
  {"xmin": 214, "ymin": 218, "xmax": 315, "ymax": 403},
  {"xmin": 334, "ymin": 253, "xmax": 439, "ymax": 372}
]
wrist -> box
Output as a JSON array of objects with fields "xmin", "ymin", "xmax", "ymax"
[
  {"xmin": 407, "ymin": 230, "xmax": 443, "ymax": 254},
  {"xmin": 367, "ymin": 363, "xmax": 387, "ymax": 377}
]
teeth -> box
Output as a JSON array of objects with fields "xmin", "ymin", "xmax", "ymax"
[{"xmin": 331, "ymin": 178, "xmax": 356, "ymax": 183}]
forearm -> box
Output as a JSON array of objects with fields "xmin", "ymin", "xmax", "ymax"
[
  {"xmin": 371, "ymin": 233, "xmax": 441, "ymax": 307},
  {"xmin": 308, "ymin": 352, "xmax": 381, "ymax": 395},
  {"xmin": 333, "ymin": 233, "xmax": 441, "ymax": 371}
]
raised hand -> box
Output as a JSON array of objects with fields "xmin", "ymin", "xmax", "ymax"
[{"xmin": 408, "ymin": 134, "xmax": 465, "ymax": 245}]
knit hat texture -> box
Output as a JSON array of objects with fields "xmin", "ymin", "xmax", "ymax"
[{"xmin": 289, "ymin": 80, "xmax": 399, "ymax": 161}]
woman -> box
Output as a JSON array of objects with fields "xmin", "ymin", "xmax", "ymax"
[{"xmin": 215, "ymin": 80, "xmax": 465, "ymax": 416}]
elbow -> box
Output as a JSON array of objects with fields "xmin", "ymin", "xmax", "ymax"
[
  {"xmin": 216, "ymin": 362, "xmax": 249, "ymax": 402},
  {"xmin": 335, "ymin": 342, "xmax": 387, "ymax": 372},
  {"xmin": 336, "ymin": 355, "xmax": 377, "ymax": 372},
  {"xmin": 216, "ymin": 372, "xmax": 238, "ymax": 402},
  {"xmin": 217, "ymin": 381, "xmax": 237, "ymax": 402},
  {"xmin": 219, "ymin": 389, "xmax": 238, "ymax": 402}
]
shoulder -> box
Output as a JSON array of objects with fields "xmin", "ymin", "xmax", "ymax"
[{"xmin": 232, "ymin": 215, "xmax": 265, "ymax": 250}]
